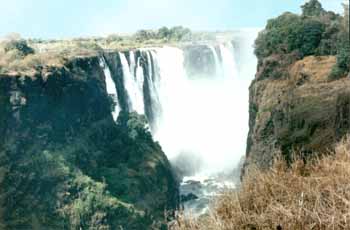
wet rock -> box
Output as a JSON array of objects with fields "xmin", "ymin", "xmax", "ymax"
[{"xmin": 181, "ymin": 193, "xmax": 199, "ymax": 202}]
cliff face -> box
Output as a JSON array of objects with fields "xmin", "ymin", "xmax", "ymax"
[
  {"xmin": 0, "ymin": 54, "xmax": 178, "ymax": 229},
  {"xmin": 246, "ymin": 55, "xmax": 350, "ymax": 169}
]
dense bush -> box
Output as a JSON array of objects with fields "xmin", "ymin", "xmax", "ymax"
[
  {"xmin": 255, "ymin": 1, "xmax": 342, "ymax": 59},
  {"xmin": 329, "ymin": 3, "xmax": 350, "ymax": 80},
  {"xmin": 255, "ymin": 0, "xmax": 349, "ymax": 79},
  {"xmin": 0, "ymin": 110, "xmax": 163, "ymax": 229},
  {"xmin": 134, "ymin": 29, "xmax": 157, "ymax": 42},
  {"xmin": 329, "ymin": 41, "xmax": 350, "ymax": 80},
  {"xmin": 255, "ymin": 10, "xmax": 336, "ymax": 60},
  {"xmin": 301, "ymin": 0, "xmax": 325, "ymax": 17},
  {"xmin": 134, "ymin": 26, "xmax": 191, "ymax": 42},
  {"xmin": 3, "ymin": 39, "xmax": 35, "ymax": 56}
]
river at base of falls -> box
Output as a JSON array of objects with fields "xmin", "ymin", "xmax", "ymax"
[{"xmin": 179, "ymin": 172, "xmax": 240, "ymax": 216}]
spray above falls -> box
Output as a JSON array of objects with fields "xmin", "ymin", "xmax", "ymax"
[{"xmin": 101, "ymin": 32, "xmax": 258, "ymax": 179}]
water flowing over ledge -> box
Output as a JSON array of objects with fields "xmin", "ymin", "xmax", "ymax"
[{"xmin": 101, "ymin": 31, "xmax": 258, "ymax": 214}]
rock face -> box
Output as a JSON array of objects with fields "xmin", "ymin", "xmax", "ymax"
[
  {"xmin": 0, "ymin": 54, "xmax": 178, "ymax": 229},
  {"xmin": 245, "ymin": 55, "xmax": 350, "ymax": 169}
]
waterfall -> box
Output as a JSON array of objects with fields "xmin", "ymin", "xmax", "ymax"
[
  {"xmin": 152, "ymin": 47, "xmax": 190, "ymax": 160},
  {"xmin": 145, "ymin": 44, "xmax": 246, "ymax": 177},
  {"xmin": 99, "ymin": 56, "xmax": 120, "ymax": 121},
  {"xmin": 219, "ymin": 43, "xmax": 238, "ymax": 79},
  {"xmin": 119, "ymin": 52, "xmax": 145, "ymax": 114},
  {"xmin": 112, "ymin": 31, "xmax": 259, "ymax": 214},
  {"xmin": 114, "ymin": 32, "xmax": 258, "ymax": 179},
  {"xmin": 209, "ymin": 45, "xmax": 221, "ymax": 77},
  {"xmin": 129, "ymin": 51, "xmax": 136, "ymax": 78}
]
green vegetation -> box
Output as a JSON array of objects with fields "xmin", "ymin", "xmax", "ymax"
[
  {"xmin": 0, "ymin": 35, "xmax": 66, "ymax": 75},
  {"xmin": 118, "ymin": 26, "xmax": 191, "ymax": 43},
  {"xmin": 3, "ymin": 39, "xmax": 35, "ymax": 56},
  {"xmin": 0, "ymin": 60, "xmax": 177, "ymax": 229},
  {"xmin": 0, "ymin": 26, "xmax": 222, "ymax": 75},
  {"xmin": 0, "ymin": 113, "xmax": 156, "ymax": 229},
  {"xmin": 301, "ymin": 0, "xmax": 324, "ymax": 17},
  {"xmin": 330, "ymin": 3, "xmax": 350, "ymax": 80},
  {"xmin": 255, "ymin": 0, "xmax": 349, "ymax": 80}
]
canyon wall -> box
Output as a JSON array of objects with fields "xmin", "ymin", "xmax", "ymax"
[
  {"xmin": 0, "ymin": 54, "xmax": 178, "ymax": 229},
  {"xmin": 245, "ymin": 55, "xmax": 350, "ymax": 169}
]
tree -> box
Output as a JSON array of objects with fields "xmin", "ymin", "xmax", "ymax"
[
  {"xmin": 157, "ymin": 27, "xmax": 171, "ymax": 40},
  {"xmin": 117, "ymin": 112, "xmax": 150, "ymax": 140},
  {"xmin": 298, "ymin": 19, "xmax": 325, "ymax": 56},
  {"xmin": 343, "ymin": 3, "xmax": 349, "ymax": 35},
  {"xmin": 301, "ymin": 0, "xmax": 325, "ymax": 17},
  {"xmin": 106, "ymin": 34, "xmax": 123, "ymax": 44},
  {"xmin": 3, "ymin": 39, "xmax": 35, "ymax": 56},
  {"xmin": 134, "ymin": 30, "xmax": 156, "ymax": 42},
  {"xmin": 169, "ymin": 26, "xmax": 191, "ymax": 41}
]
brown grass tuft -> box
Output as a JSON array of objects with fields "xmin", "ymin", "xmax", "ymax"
[{"xmin": 173, "ymin": 137, "xmax": 350, "ymax": 230}]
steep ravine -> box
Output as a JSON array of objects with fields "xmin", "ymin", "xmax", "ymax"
[
  {"xmin": 0, "ymin": 54, "xmax": 179, "ymax": 229},
  {"xmin": 0, "ymin": 36, "xmax": 255, "ymax": 228},
  {"xmin": 245, "ymin": 55, "xmax": 350, "ymax": 170}
]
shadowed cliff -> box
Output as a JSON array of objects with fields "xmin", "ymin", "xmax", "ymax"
[
  {"xmin": 0, "ymin": 54, "xmax": 179, "ymax": 229},
  {"xmin": 245, "ymin": 0, "xmax": 350, "ymax": 170}
]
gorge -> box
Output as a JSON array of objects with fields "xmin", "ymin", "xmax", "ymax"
[
  {"xmin": 0, "ymin": 1, "xmax": 348, "ymax": 229},
  {"xmin": 0, "ymin": 30, "xmax": 259, "ymax": 229},
  {"xmin": 100, "ymin": 30, "xmax": 259, "ymax": 215}
]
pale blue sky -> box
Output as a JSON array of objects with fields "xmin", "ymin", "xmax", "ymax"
[{"xmin": 0, "ymin": 0, "xmax": 345, "ymax": 39}]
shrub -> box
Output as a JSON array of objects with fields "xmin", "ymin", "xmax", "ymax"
[
  {"xmin": 173, "ymin": 137, "xmax": 350, "ymax": 230},
  {"xmin": 168, "ymin": 26, "xmax": 192, "ymax": 41},
  {"xmin": 298, "ymin": 19, "xmax": 325, "ymax": 56},
  {"xmin": 336, "ymin": 43, "xmax": 350, "ymax": 70},
  {"xmin": 301, "ymin": 0, "xmax": 325, "ymax": 17},
  {"xmin": 106, "ymin": 34, "xmax": 123, "ymax": 44},
  {"xmin": 254, "ymin": 0, "xmax": 343, "ymax": 62},
  {"xmin": 329, "ymin": 43, "xmax": 350, "ymax": 80},
  {"xmin": 3, "ymin": 39, "xmax": 35, "ymax": 56},
  {"xmin": 134, "ymin": 30, "xmax": 157, "ymax": 42},
  {"xmin": 134, "ymin": 26, "xmax": 192, "ymax": 43},
  {"xmin": 157, "ymin": 27, "xmax": 171, "ymax": 41}
]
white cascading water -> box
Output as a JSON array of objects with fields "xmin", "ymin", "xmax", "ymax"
[
  {"xmin": 219, "ymin": 43, "xmax": 238, "ymax": 79},
  {"xmin": 209, "ymin": 45, "xmax": 221, "ymax": 77},
  {"xmin": 154, "ymin": 32, "xmax": 257, "ymax": 215},
  {"xmin": 99, "ymin": 57, "xmax": 120, "ymax": 121},
  {"xmin": 119, "ymin": 52, "xmax": 145, "ymax": 114},
  {"xmin": 129, "ymin": 51, "xmax": 136, "ymax": 78},
  {"xmin": 153, "ymin": 43, "xmax": 249, "ymax": 177},
  {"xmin": 111, "ymin": 30, "xmax": 259, "ymax": 215}
]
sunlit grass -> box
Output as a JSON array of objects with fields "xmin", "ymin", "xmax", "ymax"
[{"xmin": 173, "ymin": 137, "xmax": 350, "ymax": 230}]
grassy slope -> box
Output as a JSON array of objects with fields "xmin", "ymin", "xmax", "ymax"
[{"xmin": 174, "ymin": 137, "xmax": 350, "ymax": 230}]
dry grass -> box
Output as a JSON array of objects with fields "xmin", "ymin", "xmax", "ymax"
[
  {"xmin": 0, "ymin": 42, "xmax": 66, "ymax": 76},
  {"xmin": 173, "ymin": 137, "xmax": 350, "ymax": 230},
  {"xmin": 290, "ymin": 56, "xmax": 337, "ymax": 84}
]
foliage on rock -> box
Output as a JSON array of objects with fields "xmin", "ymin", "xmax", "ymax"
[
  {"xmin": 255, "ymin": 0, "xmax": 349, "ymax": 79},
  {"xmin": 0, "ymin": 57, "xmax": 178, "ymax": 229}
]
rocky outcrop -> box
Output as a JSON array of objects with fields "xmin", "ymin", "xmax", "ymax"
[
  {"xmin": 245, "ymin": 55, "xmax": 350, "ymax": 169},
  {"xmin": 0, "ymin": 54, "xmax": 178, "ymax": 229}
]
